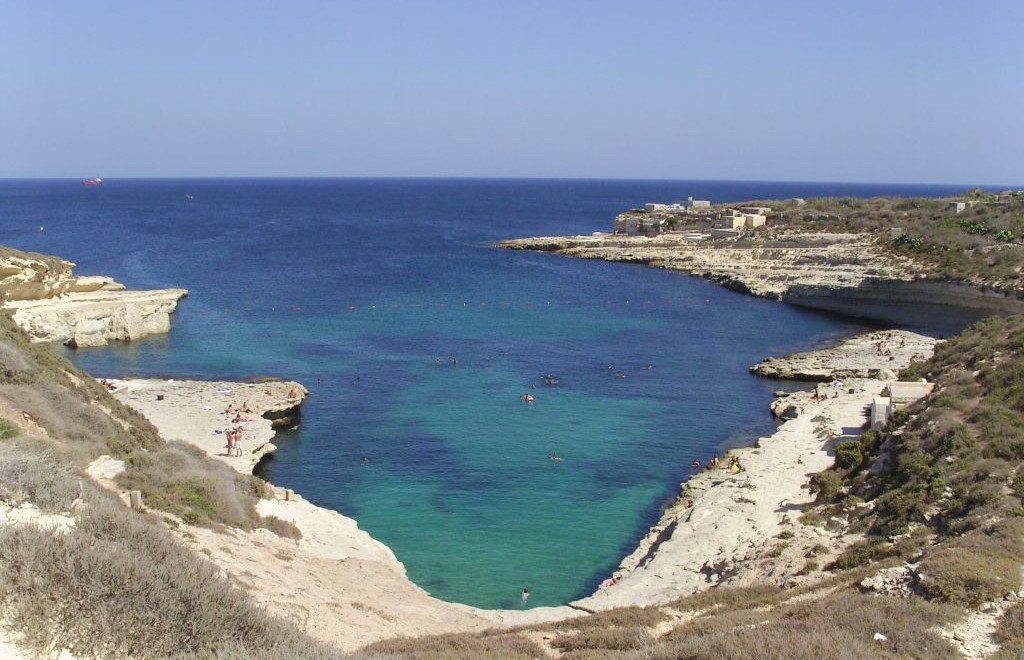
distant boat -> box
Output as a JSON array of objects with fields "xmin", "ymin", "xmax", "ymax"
[{"xmin": 81, "ymin": 178, "xmax": 103, "ymax": 186}]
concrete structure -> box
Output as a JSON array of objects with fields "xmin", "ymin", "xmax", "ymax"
[
  {"xmin": 870, "ymin": 380, "xmax": 935, "ymax": 430},
  {"xmin": 687, "ymin": 196, "xmax": 711, "ymax": 209},
  {"xmin": 615, "ymin": 214, "xmax": 666, "ymax": 236},
  {"xmin": 715, "ymin": 208, "xmax": 768, "ymax": 230},
  {"xmin": 644, "ymin": 202, "xmax": 692, "ymax": 213},
  {"xmin": 870, "ymin": 396, "xmax": 891, "ymax": 430}
]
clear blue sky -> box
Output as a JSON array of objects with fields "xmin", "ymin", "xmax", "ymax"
[{"xmin": 2, "ymin": 1, "xmax": 1021, "ymax": 184}]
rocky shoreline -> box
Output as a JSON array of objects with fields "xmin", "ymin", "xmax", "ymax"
[
  {"xmin": 573, "ymin": 329, "xmax": 939, "ymax": 612},
  {"xmin": 97, "ymin": 378, "xmax": 498, "ymax": 651},
  {"xmin": 108, "ymin": 379, "xmax": 308, "ymax": 474},
  {"xmin": 499, "ymin": 231, "xmax": 1024, "ymax": 325},
  {"xmin": 751, "ymin": 329, "xmax": 936, "ymax": 381}
]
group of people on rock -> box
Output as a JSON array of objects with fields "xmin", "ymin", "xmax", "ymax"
[
  {"xmin": 99, "ymin": 379, "xmax": 117, "ymax": 392},
  {"xmin": 223, "ymin": 402, "xmax": 255, "ymax": 458},
  {"xmin": 692, "ymin": 455, "xmax": 742, "ymax": 473},
  {"xmin": 811, "ymin": 379, "xmax": 845, "ymax": 402},
  {"xmin": 225, "ymin": 427, "xmax": 245, "ymax": 457}
]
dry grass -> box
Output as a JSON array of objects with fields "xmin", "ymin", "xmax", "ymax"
[
  {"xmin": 0, "ymin": 312, "xmax": 163, "ymax": 458},
  {"xmin": 0, "ymin": 437, "xmax": 81, "ymax": 511},
  {"xmin": 360, "ymin": 630, "xmax": 543, "ymax": 659},
  {"xmin": 117, "ymin": 441, "xmax": 268, "ymax": 529},
  {"xmin": 651, "ymin": 589, "xmax": 960, "ymax": 660},
  {"xmin": 918, "ymin": 519, "xmax": 1024, "ymax": 607},
  {"xmin": 544, "ymin": 606, "xmax": 668, "ymax": 633},
  {"xmin": 0, "ymin": 490, "xmax": 339, "ymax": 658},
  {"xmin": 664, "ymin": 583, "xmax": 787, "ymax": 614}
]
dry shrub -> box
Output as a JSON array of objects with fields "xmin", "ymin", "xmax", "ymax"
[
  {"xmin": 657, "ymin": 618, "xmax": 878, "ymax": 660},
  {"xmin": 997, "ymin": 601, "xmax": 1024, "ymax": 645},
  {"xmin": 657, "ymin": 590, "xmax": 958, "ymax": 660},
  {"xmin": 0, "ymin": 497, "xmax": 340, "ymax": 659},
  {"xmin": 777, "ymin": 591, "xmax": 960, "ymax": 658},
  {"xmin": 0, "ymin": 340, "xmax": 30, "ymax": 374},
  {"xmin": 117, "ymin": 441, "xmax": 268, "ymax": 529},
  {"xmin": 657, "ymin": 608, "xmax": 780, "ymax": 646},
  {"xmin": 0, "ymin": 417, "xmax": 18, "ymax": 440},
  {"xmin": 550, "ymin": 625, "xmax": 652, "ymax": 653},
  {"xmin": 0, "ymin": 438, "xmax": 81, "ymax": 511},
  {"xmin": 361, "ymin": 631, "xmax": 542, "ymax": 659},
  {"xmin": 544, "ymin": 605, "xmax": 667, "ymax": 633},
  {"xmin": 261, "ymin": 515, "xmax": 303, "ymax": 540},
  {"xmin": 2, "ymin": 382, "xmax": 120, "ymax": 454},
  {"xmin": 1, "ymin": 377, "xmax": 161, "ymax": 460},
  {"xmin": 990, "ymin": 640, "xmax": 1024, "ymax": 660},
  {"xmin": 918, "ymin": 519, "xmax": 1024, "ymax": 607},
  {"xmin": 0, "ymin": 312, "xmax": 162, "ymax": 458},
  {"xmin": 665, "ymin": 583, "xmax": 787, "ymax": 613}
]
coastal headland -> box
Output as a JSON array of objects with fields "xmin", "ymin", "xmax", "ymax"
[
  {"xmin": 499, "ymin": 230, "xmax": 1024, "ymax": 326},
  {"xmin": 0, "ymin": 248, "xmax": 186, "ymax": 346}
]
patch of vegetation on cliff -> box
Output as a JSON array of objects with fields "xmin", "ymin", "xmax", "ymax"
[
  {"xmin": 361, "ymin": 631, "xmax": 545, "ymax": 659},
  {"xmin": 762, "ymin": 192, "xmax": 1024, "ymax": 286},
  {"xmin": 401, "ymin": 572, "xmax": 961, "ymax": 659},
  {"xmin": 809, "ymin": 314, "xmax": 1024, "ymax": 608},
  {"xmin": 0, "ymin": 245, "xmax": 72, "ymax": 280},
  {"xmin": 0, "ymin": 443, "xmax": 338, "ymax": 659},
  {"xmin": 0, "ymin": 311, "xmax": 163, "ymax": 457},
  {"xmin": 0, "ymin": 311, "xmax": 320, "ymax": 656},
  {"xmin": 117, "ymin": 441, "xmax": 301, "ymax": 537}
]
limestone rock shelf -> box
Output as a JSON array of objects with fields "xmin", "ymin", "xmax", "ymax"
[
  {"xmin": 0, "ymin": 249, "xmax": 187, "ymax": 346},
  {"xmin": 499, "ymin": 231, "xmax": 1024, "ymax": 324}
]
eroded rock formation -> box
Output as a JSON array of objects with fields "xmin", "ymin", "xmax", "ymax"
[
  {"xmin": 499, "ymin": 231, "xmax": 1024, "ymax": 324},
  {"xmin": 0, "ymin": 249, "xmax": 187, "ymax": 347}
]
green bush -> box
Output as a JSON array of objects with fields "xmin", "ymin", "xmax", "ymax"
[
  {"xmin": 117, "ymin": 442, "xmax": 268, "ymax": 529},
  {"xmin": 834, "ymin": 441, "xmax": 864, "ymax": 471},
  {"xmin": 809, "ymin": 471, "xmax": 842, "ymax": 503},
  {"xmin": 0, "ymin": 417, "xmax": 18, "ymax": 440}
]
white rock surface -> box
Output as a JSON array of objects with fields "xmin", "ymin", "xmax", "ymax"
[{"xmin": 0, "ymin": 251, "xmax": 187, "ymax": 346}]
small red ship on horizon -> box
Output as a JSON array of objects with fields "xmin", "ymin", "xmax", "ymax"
[{"xmin": 81, "ymin": 178, "xmax": 103, "ymax": 185}]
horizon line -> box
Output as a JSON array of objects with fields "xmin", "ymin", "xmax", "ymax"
[{"xmin": 0, "ymin": 175, "xmax": 1017, "ymax": 189}]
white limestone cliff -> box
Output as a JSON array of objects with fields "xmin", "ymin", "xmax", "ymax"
[
  {"xmin": 499, "ymin": 231, "xmax": 1024, "ymax": 324},
  {"xmin": 0, "ymin": 250, "xmax": 186, "ymax": 347}
]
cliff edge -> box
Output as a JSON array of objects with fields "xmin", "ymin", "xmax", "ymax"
[
  {"xmin": 0, "ymin": 247, "xmax": 187, "ymax": 347},
  {"xmin": 500, "ymin": 230, "xmax": 1024, "ymax": 325}
]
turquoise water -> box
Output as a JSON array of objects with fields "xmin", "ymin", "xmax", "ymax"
[{"xmin": 0, "ymin": 178, "xmax": 971, "ymax": 608}]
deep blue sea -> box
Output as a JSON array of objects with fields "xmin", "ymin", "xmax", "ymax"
[{"xmin": 0, "ymin": 178, "xmax": 976, "ymax": 608}]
